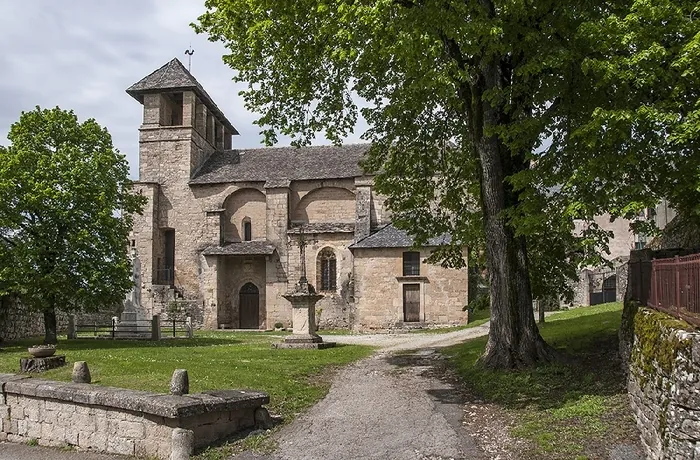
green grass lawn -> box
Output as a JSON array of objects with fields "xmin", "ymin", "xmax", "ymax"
[
  {"xmin": 444, "ymin": 302, "xmax": 639, "ymax": 460},
  {"xmin": 0, "ymin": 331, "xmax": 373, "ymax": 422}
]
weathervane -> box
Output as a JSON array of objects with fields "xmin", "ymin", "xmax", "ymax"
[{"xmin": 184, "ymin": 45, "xmax": 195, "ymax": 71}]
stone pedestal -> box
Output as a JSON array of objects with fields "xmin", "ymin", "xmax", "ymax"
[
  {"xmin": 273, "ymin": 287, "xmax": 336, "ymax": 349},
  {"xmin": 115, "ymin": 311, "xmax": 151, "ymax": 338},
  {"xmin": 20, "ymin": 355, "xmax": 66, "ymax": 373}
]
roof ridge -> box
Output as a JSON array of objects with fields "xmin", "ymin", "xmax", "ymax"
[{"xmin": 234, "ymin": 143, "xmax": 372, "ymax": 152}]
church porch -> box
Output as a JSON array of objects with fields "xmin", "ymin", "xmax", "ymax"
[{"xmin": 201, "ymin": 242, "xmax": 278, "ymax": 330}]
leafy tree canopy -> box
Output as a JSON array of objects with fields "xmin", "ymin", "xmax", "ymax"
[
  {"xmin": 0, "ymin": 107, "xmax": 145, "ymax": 343},
  {"xmin": 195, "ymin": 0, "xmax": 699, "ymax": 367}
]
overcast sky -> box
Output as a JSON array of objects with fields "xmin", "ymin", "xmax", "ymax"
[{"xmin": 0, "ymin": 1, "xmax": 367, "ymax": 178}]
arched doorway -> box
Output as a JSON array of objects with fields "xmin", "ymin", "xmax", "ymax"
[{"xmin": 239, "ymin": 282, "xmax": 260, "ymax": 329}]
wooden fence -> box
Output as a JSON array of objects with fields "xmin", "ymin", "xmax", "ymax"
[{"xmin": 630, "ymin": 253, "xmax": 700, "ymax": 327}]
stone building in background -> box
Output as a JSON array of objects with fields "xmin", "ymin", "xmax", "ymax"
[
  {"xmin": 126, "ymin": 58, "xmax": 468, "ymax": 330},
  {"xmin": 569, "ymin": 203, "xmax": 676, "ymax": 307}
]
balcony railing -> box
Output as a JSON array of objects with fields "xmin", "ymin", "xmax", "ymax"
[{"xmin": 155, "ymin": 268, "xmax": 174, "ymax": 286}]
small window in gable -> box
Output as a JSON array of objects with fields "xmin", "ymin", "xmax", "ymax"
[
  {"xmin": 403, "ymin": 251, "xmax": 420, "ymax": 276},
  {"xmin": 318, "ymin": 248, "xmax": 337, "ymax": 292}
]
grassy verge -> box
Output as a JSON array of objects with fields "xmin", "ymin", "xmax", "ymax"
[
  {"xmin": 444, "ymin": 303, "xmax": 638, "ymax": 460},
  {"xmin": 0, "ymin": 331, "xmax": 373, "ymax": 422}
]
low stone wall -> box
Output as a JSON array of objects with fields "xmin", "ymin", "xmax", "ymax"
[
  {"xmin": 628, "ymin": 308, "xmax": 700, "ymax": 459},
  {"xmin": 0, "ymin": 374, "xmax": 269, "ymax": 458},
  {"xmin": 0, "ymin": 297, "xmax": 68, "ymax": 342}
]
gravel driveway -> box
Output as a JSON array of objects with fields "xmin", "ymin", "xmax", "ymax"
[{"xmin": 237, "ymin": 324, "xmax": 493, "ymax": 460}]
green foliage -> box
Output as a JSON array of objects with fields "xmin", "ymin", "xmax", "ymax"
[
  {"xmin": 0, "ymin": 107, "xmax": 146, "ymax": 318},
  {"xmin": 194, "ymin": 0, "xmax": 698, "ymax": 301},
  {"xmin": 195, "ymin": 1, "xmax": 700, "ymax": 365},
  {"xmin": 465, "ymin": 293, "xmax": 490, "ymax": 313}
]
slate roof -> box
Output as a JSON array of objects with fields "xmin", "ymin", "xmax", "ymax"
[
  {"xmin": 201, "ymin": 241, "xmax": 276, "ymax": 256},
  {"xmin": 190, "ymin": 144, "xmax": 371, "ymax": 184},
  {"xmin": 288, "ymin": 223, "xmax": 356, "ymax": 234},
  {"xmin": 349, "ymin": 224, "xmax": 452, "ymax": 249},
  {"xmin": 126, "ymin": 58, "xmax": 237, "ymax": 133}
]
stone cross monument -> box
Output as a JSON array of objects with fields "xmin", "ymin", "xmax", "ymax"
[
  {"xmin": 273, "ymin": 228, "xmax": 335, "ymax": 349},
  {"xmin": 117, "ymin": 248, "xmax": 149, "ymax": 337}
]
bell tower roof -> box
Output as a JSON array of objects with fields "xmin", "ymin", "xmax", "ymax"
[{"xmin": 126, "ymin": 58, "xmax": 237, "ymax": 134}]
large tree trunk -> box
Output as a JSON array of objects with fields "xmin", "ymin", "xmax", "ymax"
[
  {"xmin": 477, "ymin": 136, "xmax": 555, "ymax": 368},
  {"xmin": 43, "ymin": 306, "xmax": 58, "ymax": 344},
  {"xmin": 474, "ymin": 57, "xmax": 556, "ymax": 369}
]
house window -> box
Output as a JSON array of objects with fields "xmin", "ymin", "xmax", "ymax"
[
  {"xmin": 318, "ymin": 248, "xmax": 337, "ymax": 292},
  {"xmin": 634, "ymin": 233, "xmax": 647, "ymax": 250},
  {"xmin": 403, "ymin": 251, "xmax": 420, "ymax": 276},
  {"xmin": 243, "ymin": 220, "xmax": 252, "ymax": 241}
]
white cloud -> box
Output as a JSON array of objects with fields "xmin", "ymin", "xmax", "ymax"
[{"xmin": 0, "ymin": 0, "xmax": 369, "ymax": 178}]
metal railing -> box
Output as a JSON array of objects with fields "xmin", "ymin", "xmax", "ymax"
[
  {"xmin": 154, "ymin": 268, "xmax": 174, "ymax": 286},
  {"xmin": 160, "ymin": 318, "xmax": 192, "ymax": 339},
  {"xmin": 631, "ymin": 253, "xmax": 700, "ymax": 327},
  {"xmin": 70, "ymin": 315, "xmax": 193, "ymax": 339}
]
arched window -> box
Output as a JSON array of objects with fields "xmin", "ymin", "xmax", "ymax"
[
  {"xmin": 317, "ymin": 248, "xmax": 337, "ymax": 292},
  {"xmin": 243, "ymin": 218, "xmax": 252, "ymax": 241}
]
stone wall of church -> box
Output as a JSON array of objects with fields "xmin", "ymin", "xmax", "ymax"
[
  {"xmin": 264, "ymin": 187, "xmax": 292, "ymax": 328},
  {"xmin": 292, "ymin": 187, "xmax": 356, "ymax": 224},
  {"xmin": 352, "ymin": 248, "xmax": 468, "ymax": 330},
  {"xmin": 286, "ymin": 233, "xmax": 356, "ymax": 329},
  {"xmin": 222, "ymin": 188, "xmax": 267, "ymax": 243}
]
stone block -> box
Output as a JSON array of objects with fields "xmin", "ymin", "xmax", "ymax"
[
  {"xmin": 107, "ymin": 436, "xmax": 135, "ymax": 456},
  {"xmin": 22, "ymin": 400, "xmax": 40, "ymax": 422},
  {"xmin": 20, "ymin": 355, "xmax": 66, "ymax": 373},
  {"xmin": 85, "ymin": 432, "xmax": 108, "ymax": 451},
  {"xmin": 26, "ymin": 420, "xmax": 41, "ymax": 439},
  {"xmin": 118, "ymin": 420, "xmax": 145, "ymax": 439},
  {"xmin": 171, "ymin": 428, "xmax": 194, "ymax": 460},
  {"xmin": 72, "ymin": 361, "xmax": 91, "ymax": 384},
  {"xmin": 16, "ymin": 419, "xmax": 27, "ymax": 436},
  {"xmin": 0, "ymin": 404, "xmax": 9, "ymax": 419},
  {"xmin": 65, "ymin": 426, "xmax": 80, "ymax": 445},
  {"xmin": 72, "ymin": 413, "xmax": 96, "ymax": 431},
  {"xmin": 170, "ymin": 369, "xmax": 189, "ymax": 396},
  {"xmin": 41, "ymin": 422, "xmax": 65, "ymax": 442}
]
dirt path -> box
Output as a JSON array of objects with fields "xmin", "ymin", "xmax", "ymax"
[{"xmin": 237, "ymin": 325, "xmax": 494, "ymax": 460}]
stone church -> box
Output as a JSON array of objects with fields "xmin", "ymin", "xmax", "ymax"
[{"xmin": 127, "ymin": 58, "xmax": 468, "ymax": 330}]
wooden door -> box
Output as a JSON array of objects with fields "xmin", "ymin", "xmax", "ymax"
[
  {"xmin": 603, "ymin": 275, "xmax": 617, "ymax": 303},
  {"xmin": 239, "ymin": 283, "xmax": 260, "ymax": 329},
  {"xmin": 403, "ymin": 284, "xmax": 420, "ymax": 322}
]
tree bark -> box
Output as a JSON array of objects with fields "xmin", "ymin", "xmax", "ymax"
[
  {"xmin": 475, "ymin": 57, "xmax": 556, "ymax": 369},
  {"xmin": 43, "ymin": 306, "xmax": 58, "ymax": 344}
]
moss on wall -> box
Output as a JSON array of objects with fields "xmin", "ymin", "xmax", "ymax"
[{"xmin": 631, "ymin": 308, "xmax": 692, "ymax": 387}]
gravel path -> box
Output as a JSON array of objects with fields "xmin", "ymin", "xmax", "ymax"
[
  {"xmin": 237, "ymin": 325, "xmax": 493, "ymax": 460},
  {"xmin": 0, "ymin": 442, "xmax": 121, "ymax": 459},
  {"xmin": 328, "ymin": 322, "xmax": 491, "ymax": 351}
]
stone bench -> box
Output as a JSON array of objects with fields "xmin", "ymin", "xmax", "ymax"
[{"xmin": 0, "ymin": 374, "xmax": 269, "ymax": 458}]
